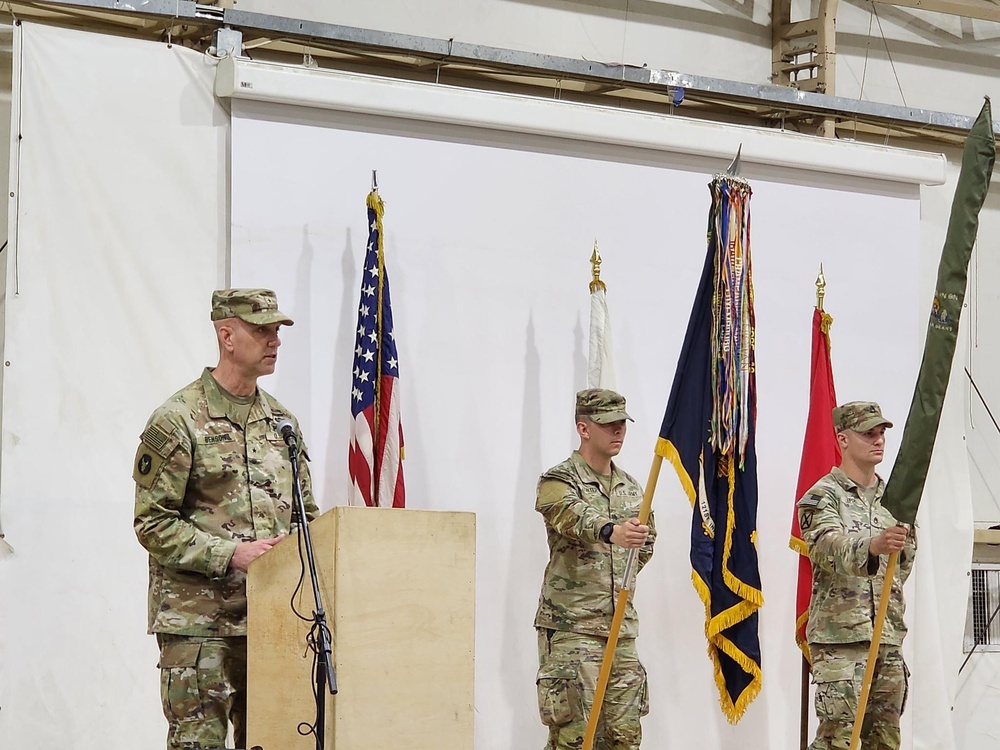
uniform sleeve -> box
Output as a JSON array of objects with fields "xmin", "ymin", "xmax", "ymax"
[
  {"xmin": 535, "ymin": 478, "xmax": 612, "ymax": 545},
  {"xmin": 637, "ymin": 510, "xmax": 656, "ymax": 571},
  {"xmin": 797, "ymin": 488, "xmax": 875, "ymax": 577},
  {"xmin": 133, "ymin": 412, "xmax": 237, "ymax": 579}
]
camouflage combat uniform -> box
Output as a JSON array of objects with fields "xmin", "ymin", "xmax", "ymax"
[
  {"xmin": 134, "ymin": 367, "xmax": 318, "ymax": 750},
  {"xmin": 797, "ymin": 466, "xmax": 916, "ymax": 750},
  {"xmin": 535, "ymin": 450, "xmax": 656, "ymax": 750}
]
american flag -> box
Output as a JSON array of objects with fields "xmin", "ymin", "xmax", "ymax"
[{"xmin": 348, "ymin": 189, "xmax": 405, "ymax": 508}]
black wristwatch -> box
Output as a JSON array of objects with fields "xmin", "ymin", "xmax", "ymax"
[{"xmin": 600, "ymin": 522, "xmax": 614, "ymax": 544}]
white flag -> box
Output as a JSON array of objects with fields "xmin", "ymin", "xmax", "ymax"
[{"xmin": 587, "ymin": 285, "xmax": 616, "ymax": 389}]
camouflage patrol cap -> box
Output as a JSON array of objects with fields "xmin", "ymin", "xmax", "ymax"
[
  {"xmin": 833, "ymin": 401, "xmax": 893, "ymax": 433},
  {"xmin": 210, "ymin": 288, "xmax": 294, "ymax": 326},
  {"xmin": 575, "ymin": 388, "xmax": 634, "ymax": 424}
]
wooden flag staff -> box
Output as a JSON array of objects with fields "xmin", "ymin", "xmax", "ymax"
[
  {"xmin": 847, "ymin": 553, "xmax": 899, "ymax": 750},
  {"xmin": 798, "ymin": 264, "xmax": 827, "ymax": 750},
  {"xmin": 581, "ymin": 455, "xmax": 662, "ymax": 750}
]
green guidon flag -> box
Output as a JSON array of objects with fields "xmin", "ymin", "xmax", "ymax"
[{"xmin": 882, "ymin": 98, "xmax": 996, "ymax": 526}]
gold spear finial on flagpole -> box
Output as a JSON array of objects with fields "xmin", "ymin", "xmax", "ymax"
[
  {"xmin": 816, "ymin": 263, "xmax": 826, "ymax": 311},
  {"xmin": 590, "ymin": 240, "xmax": 606, "ymax": 293}
]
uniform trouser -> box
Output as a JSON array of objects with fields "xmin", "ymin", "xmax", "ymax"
[
  {"xmin": 156, "ymin": 634, "xmax": 247, "ymax": 750},
  {"xmin": 535, "ymin": 629, "xmax": 649, "ymax": 750},
  {"xmin": 809, "ymin": 642, "xmax": 909, "ymax": 750}
]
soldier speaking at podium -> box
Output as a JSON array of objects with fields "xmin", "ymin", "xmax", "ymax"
[{"xmin": 133, "ymin": 289, "xmax": 318, "ymax": 750}]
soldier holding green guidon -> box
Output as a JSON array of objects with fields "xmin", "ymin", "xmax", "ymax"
[
  {"xmin": 797, "ymin": 401, "xmax": 917, "ymax": 750},
  {"xmin": 133, "ymin": 288, "xmax": 318, "ymax": 750},
  {"xmin": 534, "ymin": 388, "xmax": 656, "ymax": 750}
]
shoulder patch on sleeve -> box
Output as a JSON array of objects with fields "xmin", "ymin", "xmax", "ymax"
[
  {"xmin": 133, "ymin": 444, "xmax": 167, "ymax": 488},
  {"xmin": 133, "ymin": 420, "xmax": 181, "ymax": 489},
  {"xmin": 537, "ymin": 478, "xmax": 572, "ymax": 507},
  {"xmin": 798, "ymin": 492, "xmax": 822, "ymax": 508},
  {"xmin": 140, "ymin": 423, "xmax": 177, "ymax": 458},
  {"xmin": 799, "ymin": 508, "xmax": 816, "ymax": 531}
]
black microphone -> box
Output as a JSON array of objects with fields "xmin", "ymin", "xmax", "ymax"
[{"xmin": 275, "ymin": 418, "xmax": 297, "ymax": 447}]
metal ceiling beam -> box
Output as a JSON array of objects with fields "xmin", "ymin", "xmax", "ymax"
[
  {"xmin": 12, "ymin": 0, "xmax": 1000, "ymax": 137},
  {"xmin": 18, "ymin": 0, "xmax": 216, "ymax": 21},
  {"xmin": 872, "ymin": 0, "xmax": 1000, "ymax": 22},
  {"xmin": 208, "ymin": 6, "xmax": 1000, "ymax": 136}
]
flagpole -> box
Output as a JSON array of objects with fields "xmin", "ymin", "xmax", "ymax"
[
  {"xmin": 369, "ymin": 172, "xmax": 384, "ymax": 502},
  {"xmin": 582, "ymin": 454, "xmax": 662, "ymax": 750},
  {"xmin": 848, "ymin": 553, "xmax": 899, "ymax": 750},
  {"xmin": 799, "ymin": 264, "xmax": 826, "ymax": 750},
  {"xmin": 799, "ymin": 263, "xmax": 826, "ymax": 750}
]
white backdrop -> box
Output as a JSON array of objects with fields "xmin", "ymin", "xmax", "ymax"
[
  {"xmin": 0, "ymin": 20, "xmax": 974, "ymax": 750},
  {"xmin": 0, "ymin": 22, "xmax": 227, "ymax": 750},
  {"xmin": 228, "ymin": 100, "xmax": 961, "ymax": 749}
]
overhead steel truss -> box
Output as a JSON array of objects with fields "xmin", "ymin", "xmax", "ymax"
[{"xmin": 5, "ymin": 0, "xmax": 999, "ymax": 146}]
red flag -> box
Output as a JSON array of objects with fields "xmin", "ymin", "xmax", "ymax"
[{"xmin": 791, "ymin": 307, "xmax": 840, "ymax": 661}]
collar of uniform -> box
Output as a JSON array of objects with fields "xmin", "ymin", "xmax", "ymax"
[
  {"xmin": 569, "ymin": 450, "xmax": 623, "ymax": 491},
  {"xmin": 830, "ymin": 465, "xmax": 885, "ymax": 499},
  {"xmin": 201, "ymin": 367, "xmax": 261, "ymax": 425},
  {"xmin": 254, "ymin": 394, "xmax": 275, "ymax": 424}
]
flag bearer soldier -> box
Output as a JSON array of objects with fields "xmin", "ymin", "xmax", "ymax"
[
  {"xmin": 534, "ymin": 388, "xmax": 656, "ymax": 750},
  {"xmin": 797, "ymin": 401, "xmax": 916, "ymax": 750}
]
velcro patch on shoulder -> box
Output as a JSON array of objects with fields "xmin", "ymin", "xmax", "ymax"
[
  {"xmin": 537, "ymin": 479, "xmax": 572, "ymax": 507},
  {"xmin": 133, "ymin": 444, "xmax": 167, "ymax": 489},
  {"xmin": 799, "ymin": 508, "xmax": 817, "ymax": 531},
  {"xmin": 798, "ymin": 492, "xmax": 823, "ymax": 508},
  {"xmin": 141, "ymin": 423, "xmax": 177, "ymax": 458},
  {"xmin": 134, "ymin": 421, "xmax": 181, "ymax": 489}
]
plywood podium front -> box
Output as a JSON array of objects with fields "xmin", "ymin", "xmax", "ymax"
[{"xmin": 246, "ymin": 506, "xmax": 475, "ymax": 750}]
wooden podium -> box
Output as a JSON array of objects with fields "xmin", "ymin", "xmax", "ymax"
[{"xmin": 246, "ymin": 506, "xmax": 476, "ymax": 750}]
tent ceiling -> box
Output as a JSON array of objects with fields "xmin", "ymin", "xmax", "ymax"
[{"xmin": 1, "ymin": 0, "xmax": 995, "ymax": 146}]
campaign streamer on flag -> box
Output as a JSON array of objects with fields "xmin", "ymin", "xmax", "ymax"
[
  {"xmin": 656, "ymin": 174, "xmax": 762, "ymax": 723},
  {"xmin": 348, "ymin": 188, "xmax": 405, "ymax": 508},
  {"xmin": 588, "ymin": 241, "xmax": 616, "ymax": 390},
  {"xmin": 790, "ymin": 299, "xmax": 841, "ymax": 663}
]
